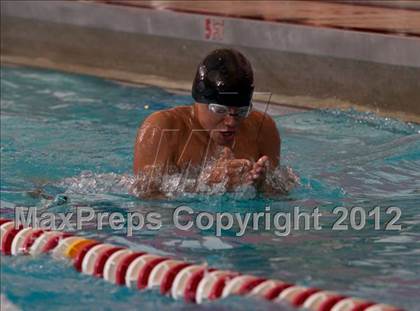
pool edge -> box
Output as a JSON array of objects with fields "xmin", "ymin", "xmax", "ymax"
[{"xmin": 2, "ymin": 55, "xmax": 419, "ymax": 124}]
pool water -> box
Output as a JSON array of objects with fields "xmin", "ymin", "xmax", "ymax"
[{"xmin": 1, "ymin": 65, "xmax": 420, "ymax": 310}]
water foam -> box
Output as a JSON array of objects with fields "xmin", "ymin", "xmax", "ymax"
[{"xmin": 55, "ymin": 165, "xmax": 298, "ymax": 201}]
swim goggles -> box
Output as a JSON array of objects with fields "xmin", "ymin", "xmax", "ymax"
[{"xmin": 208, "ymin": 103, "xmax": 252, "ymax": 119}]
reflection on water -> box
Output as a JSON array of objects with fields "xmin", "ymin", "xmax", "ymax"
[{"xmin": 1, "ymin": 66, "xmax": 420, "ymax": 310}]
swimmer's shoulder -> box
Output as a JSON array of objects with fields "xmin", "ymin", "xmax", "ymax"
[
  {"xmin": 141, "ymin": 106, "xmax": 191, "ymax": 130},
  {"xmin": 247, "ymin": 109, "xmax": 278, "ymax": 133}
]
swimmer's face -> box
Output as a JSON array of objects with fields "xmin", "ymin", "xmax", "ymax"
[{"xmin": 195, "ymin": 103, "xmax": 248, "ymax": 146}]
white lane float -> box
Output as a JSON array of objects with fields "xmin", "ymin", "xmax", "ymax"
[
  {"xmin": 170, "ymin": 264, "xmax": 206, "ymax": 300},
  {"xmin": 1, "ymin": 221, "xmax": 19, "ymax": 255},
  {"xmin": 274, "ymin": 285, "xmax": 320, "ymax": 307},
  {"xmin": 103, "ymin": 249, "xmax": 135, "ymax": 283},
  {"xmin": 29, "ymin": 231, "xmax": 71, "ymax": 256},
  {"xmin": 0, "ymin": 219, "xmax": 403, "ymax": 311},
  {"xmin": 81, "ymin": 243, "xmax": 123, "ymax": 277},
  {"xmin": 147, "ymin": 259, "xmax": 186, "ymax": 289},
  {"xmin": 303, "ymin": 291, "xmax": 346, "ymax": 311},
  {"xmin": 114, "ymin": 252, "xmax": 146, "ymax": 285},
  {"xmin": 52, "ymin": 236, "xmax": 86, "ymax": 260},
  {"xmin": 195, "ymin": 270, "xmax": 238, "ymax": 303},
  {"xmin": 331, "ymin": 297, "xmax": 376, "ymax": 311},
  {"xmin": 365, "ymin": 305, "xmax": 404, "ymax": 311},
  {"xmin": 125, "ymin": 254, "xmax": 168, "ymax": 288},
  {"xmin": 11, "ymin": 227, "xmax": 44, "ymax": 256},
  {"xmin": 248, "ymin": 279, "xmax": 292, "ymax": 300},
  {"xmin": 222, "ymin": 275, "xmax": 266, "ymax": 298}
]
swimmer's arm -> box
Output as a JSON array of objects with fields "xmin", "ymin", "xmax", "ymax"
[
  {"xmin": 257, "ymin": 114, "xmax": 281, "ymax": 168},
  {"xmin": 133, "ymin": 117, "xmax": 175, "ymax": 175},
  {"xmin": 132, "ymin": 113, "xmax": 178, "ymax": 198},
  {"xmin": 253, "ymin": 115, "xmax": 285, "ymax": 194}
]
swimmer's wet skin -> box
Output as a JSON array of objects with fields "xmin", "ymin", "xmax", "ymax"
[{"xmin": 133, "ymin": 49, "xmax": 291, "ymax": 198}]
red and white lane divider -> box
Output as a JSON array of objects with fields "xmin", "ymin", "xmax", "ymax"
[{"xmin": 0, "ymin": 219, "xmax": 402, "ymax": 310}]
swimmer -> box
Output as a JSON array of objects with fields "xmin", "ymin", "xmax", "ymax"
[{"xmin": 133, "ymin": 49, "xmax": 283, "ymax": 198}]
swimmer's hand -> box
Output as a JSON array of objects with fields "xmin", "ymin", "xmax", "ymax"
[
  {"xmin": 205, "ymin": 148, "xmax": 269, "ymax": 190},
  {"xmin": 245, "ymin": 155, "xmax": 269, "ymax": 185}
]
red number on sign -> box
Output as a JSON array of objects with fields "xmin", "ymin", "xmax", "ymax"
[{"xmin": 204, "ymin": 18, "xmax": 224, "ymax": 41}]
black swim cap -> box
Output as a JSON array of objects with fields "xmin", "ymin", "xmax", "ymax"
[{"xmin": 192, "ymin": 49, "xmax": 254, "ymax": 107}]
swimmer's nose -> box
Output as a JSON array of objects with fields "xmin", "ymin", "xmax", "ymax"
[{"xmin": 223, "ymin": 114, "xmax": 238, "ymax": 127}]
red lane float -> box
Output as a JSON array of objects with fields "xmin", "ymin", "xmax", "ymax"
[
  {"xmin": 30, "ymin": 231, "xmax": 72, "ymax": 255},
  {"xmin": 115, "ymin": 252, "xmax": 145, "ymax": 285},
  {"xmin": 171, "ymin": 264, "xmax": 205, "ymax": 300},
  {"xmin": 150, "ymin": 259, "xmax": 183, "ymax": 288},
  {"xmin": 103, "ymin": 249, "xmax": 134, "ymax": 283},
  {"xmin": 222, "ymin": 275, "xmax": 265, "ymax": 298},
  {"xmin": 125, "ymin": 254, "xmax": 164, "ymax": 288},
  {"xmin": 0, "ymin": 219, "xmax": 403, "ymax": 310},
  {"xmin": 196, "ymin": 270, "xmax": 239, "ymax": 302},
  {"xmin": 303, "ymin": 291, "xmax": 346, "ymax": 311},
  {"xmin": 249, "ymin": 280, "xmax": 293, "ymax": 300},
  {"xmin": 14, "ymin": 228, "xmax": 44, "ymax": 255},
  {"xmin": 137, "ymin": 256, "xmax": 169, "ymax": 289},
  {"xmin": 184, "ymin": 267, "xmax": 216, "ymax": 302},
  {"xmin": 1, "ymin": 222, "xmax": 23, "ymax": 255},
  {"xmin": 74, "ymin": 241, "xmax": 101, "ymax": 271},
  {"xmin": 0, "ymin": 219, "xmax": 12, "ymax": 226}
]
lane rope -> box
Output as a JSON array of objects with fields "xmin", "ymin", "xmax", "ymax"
[{"xmin": 0, "ymin": 219, "xmax": 402, "ymax": 310}]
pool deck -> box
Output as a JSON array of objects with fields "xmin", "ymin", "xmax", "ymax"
[
  {"xmin": 1, "ymin": 1, "xmax": 420, "ymax": 122},
  {"xmin": 101, "ymin": 0, "xmax": 420, "ymax": 37}
]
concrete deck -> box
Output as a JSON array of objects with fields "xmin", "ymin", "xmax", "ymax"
[{"xmin": 101, "ymin": 0, "xmax": 420, "ymax": 36}]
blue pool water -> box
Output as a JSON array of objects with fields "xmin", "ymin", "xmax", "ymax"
[{"xmin": 1, "ymin": 65, "xmax": 420, "ymax": 310}]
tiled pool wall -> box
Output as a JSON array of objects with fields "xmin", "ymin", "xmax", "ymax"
[{"xmin": 1, "ymin": 0, "xmax": 420, "ymax": 122}]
